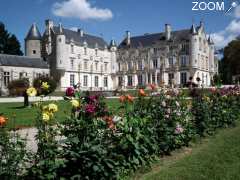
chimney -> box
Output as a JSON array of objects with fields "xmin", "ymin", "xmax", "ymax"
[
  {"xmin": 126, "ymin": 31, "xmax": 131, "ymax": 45},
  {"xmin": 165, "ymin": 24, "xmax": 171, "ymax": 41},
  {"xmin": 78, "ymin": 28, "xmax": 84, "ymax": 37}
]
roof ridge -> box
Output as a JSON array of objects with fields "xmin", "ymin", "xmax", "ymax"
[{"xmin": 0, "ymin": 54, "xmax": 42, "ymax": 60}]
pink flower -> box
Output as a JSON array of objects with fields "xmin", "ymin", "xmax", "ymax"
[
  {"xmin": 66, "ymin": 87, "xmax": 75, "ymax": 97},
  {"xmin": 175, "ymin": 124, "xmax": 184, "ymax": 134},
  {"xmin": 85, "ymin": 104, "xmax": 96, "ymax": 114}
]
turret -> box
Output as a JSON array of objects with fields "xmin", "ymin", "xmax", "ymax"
[
  {"xmin": 109, "ymin": 39, "xmax": 117, "ymax": 73},
  {"xmin": 190, "ymin": 23, "xmax": 198, "ymax": 67},
  {"xmin": 208, "ymin": 35, "xmax": 215, "ymax": 72},
  {"xmin": 56, "ymin": 23, "xmax": 67, "ymax": 70},
  {"xmin": 25, "ymin": 23, "xmax": 42, "ymax": 58}
]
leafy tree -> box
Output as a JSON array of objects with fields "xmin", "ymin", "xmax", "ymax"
[
  {"xmin": 220, "ymin": 39, "xmax": 240, "ymax": 84},
  {"xmin": 0, "ymin": 22, "xmax": 23, "ymax": 55}
]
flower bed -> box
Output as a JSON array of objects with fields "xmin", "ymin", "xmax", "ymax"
[{"xmin": 0, "ymin": 84, "xmax": 240, "ymax": 179}]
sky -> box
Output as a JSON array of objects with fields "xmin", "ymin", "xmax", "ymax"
[{"xmin": 1, "ymin": 0, "xmax": 240, "ymax": 52}]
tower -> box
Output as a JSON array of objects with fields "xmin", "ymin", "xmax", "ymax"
[
  {"xmin": 25, "ymin": 23, "xmax": 42, "ymax": 58},
  {"xmin": 190, "ymin": 23, "xmax": 198, "ymax": 68},
  {"xmin": 56, "ymin": 23, "xmax": 67, "ymax": 70},
  {"xmin": 208, "ymin": 36, "xmax": 215, "ymax": 74}
]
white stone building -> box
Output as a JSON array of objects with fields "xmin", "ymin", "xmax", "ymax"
[{"xmin": 116, "ymin": 22, "xmax": 218, "ymax": 88}]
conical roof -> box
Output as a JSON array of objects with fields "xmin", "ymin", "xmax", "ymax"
[
  {"xmin": 25, "ymin": 23, "xmax": 41, "ymax": 40},
  {"xmin": 190, "ymin": 24, "xmax": 197, "ymax": 34},
  {"xmin": 109, "ymin": 39, "xmax": 116, "ymax": 47}
]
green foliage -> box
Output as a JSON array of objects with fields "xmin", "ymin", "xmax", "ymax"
[
  {"xmin": 7, "ymin": 78, "xmax": 29, "ymax": 96},
  {"xmin": 33, "ymin": 76, "xmax": 57, "ymax": 95},
  {"xmin": 0, "ymin": 22, "xmax": 23, "ymax": 55},
  {"xmin": 0, "ymin": 125, "xmax": 27, "ymax": 179}
]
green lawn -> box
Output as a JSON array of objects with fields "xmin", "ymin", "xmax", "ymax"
[
  {"xmin": 0, "ymin": 98, "xmax": 120, "ymax": 128},
  {"xmin": 133, "ymin": 124, "xmax": 240, "ymax": 180}
]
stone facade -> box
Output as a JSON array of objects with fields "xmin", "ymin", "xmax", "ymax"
[{"xmin": 116, "ymin": 22, "xmax": 218, "ymax": 88}]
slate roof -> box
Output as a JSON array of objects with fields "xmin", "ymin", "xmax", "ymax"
[
  {"xmin": 118, "ymin": 29, "xmax": 193, "ymax": 49},
  {"xmin": 25, "ymin": 23, "xmax": 42, "ymax": 40},
  {"xmin": 53, "ymin": 26, "xmax": 108, "ymax": 50},
  {"xmin": 0, "ymin": 54, "xmax": 49, "ymax": 69}
]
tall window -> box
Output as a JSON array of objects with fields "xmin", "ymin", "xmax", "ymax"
[
  {"xmin": 95, "ymin": 76, "xmax": 99, "ymax": 87},
  {"xmin": 95, "ymin": 49, "xmax": 98, "ymax": 56},
  {"xmin": 118, "ymin": 76, "xmax": 123, "ymax": 86},
  {"xmin": 138, "ymin": 75, "xmax": 143, "ymax": 85},
  {"xmin": 180, "ymin": 56, "xmax": 187, "ymax": 66},
  {"xmin": 153, "ymin": 59, "xmax": 158, "ymax": 68},
  {"xmin": 128, "ymin": 62, "xmax": 132, "ymax": 70},
  {"xmin": 138, "ymin": 61, "xmax": 142, "ymax": 70},
  {"xmin": 104, "ymin": 62, "xmax": 108, "ymax": 72},
  {"xmin": 168, "ymin": 57, "xmax": 174, "ymax": 66},
  {"xmin": 70, "ymin": 74, "xmax": 75, "ymax": 86},
  {"xmin": 84, "ymin": 47, "xmax": 87, "ymax": 55},
  {"xmin": 3, "ymin": 72, "xmax": 10, "ymax": 87},
  {"xmin": 84, "ymin": 61, "xmax": 88, "ymax": 70},
  {"xmin": 104, "ymin": 77, "xmax": 108, "ymax": 87},
  {"xmin": 118, "ymin": 63, "xmax": 121, "ymax": 71},
  {"xmin": 95, "ymin": 62, "xmax": 98, "ymax": 71},
  {"xmin": 83, "ymin": 75, "xmax": 88, "ymax": 86},
  {"xmin": 127, "ymin": 76, "xmax": 133, "ymax": 86},
  {"xmin": 71, "ymin": 45, "xmax": 74, "ymax": 54},
  {"xmin": 168, "ymin": 73, "xmax": 174, "ymax": 85},
  {"xmin": 180, "ymin": 72, "xmax": 187, "ymax": 85},
  {"xmin": 152, "ymin": 74, "xmax": 156, "ymax": 83},
  {"xmin": 71, "ymin": 59, "xmax": 74, "ymax": 69}
]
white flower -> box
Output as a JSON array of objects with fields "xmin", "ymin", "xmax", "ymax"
[
  {"xmin": 113, "ymin": 116, "xmax": 122, "ymax": 123},
  {"xmin": 175, "ymin": 101, "xmax": 180, "ymax": 107},
  {"xmin": 162, "ymin": 101, "xmax": 166, "ymax": 107}
]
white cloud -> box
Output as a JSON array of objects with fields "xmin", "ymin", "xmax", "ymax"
[
  {"xmin": 52, "ymin": 0, "xmax": 113, "ymax": 21},
  {"xmin": 212, "ymin": 7, "xmax": 240, "ymax": 49},
  {"xmin": 69, "ymin": 27, "xmax": 79, "ymax": 31}
]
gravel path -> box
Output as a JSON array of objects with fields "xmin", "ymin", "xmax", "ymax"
[{"xmin": 17, "ymin": 128, "xmax": 38, "ymax": 152}]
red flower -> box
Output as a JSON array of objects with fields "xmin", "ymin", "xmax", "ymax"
[
  {"xmin": 139, "ymin": 89, "xmax": 147, "ymax": 97},
  {"xmin": 66, "ymin": 87, "xmax": 75, "ymax": 97},
  {"xmin": 119, "ymin": 95, "xmax": 126, "ymax": 103},
  {"xmin": 85, "ymin": 104, "xmax": 96, "ymax": 114},
  {"xmin": 149, "ymin": 84, "xmax": 156, "ymax": 90},
  {"xmin": 126, "ymin": 94, "xmax": 134, "ymax": 103}
]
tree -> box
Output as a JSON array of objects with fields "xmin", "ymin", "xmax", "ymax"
[
  {"xmin": 220, "ymin": 39, "xmax": 240, "ymax": 84},
  {"xmin": 0, "ymin": 22, "xmax": 23, "ymax": 55}
]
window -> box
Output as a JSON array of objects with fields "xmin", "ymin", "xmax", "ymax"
[
  {"xmin": 153, "ymin": 59, "xmax": 158, "ymax": 68},
  {"xmin": 19, "ymin": 72, "xmax": 23, "ymax": 79},
  {"xmin": 104, "ymin": 77, "xmax": 108, "ymax": 87},
  {"xmin": 83, "ymin": 75, "xmax": 88, "ymax": 86},
  {"xmin": 71, "ymin": 45, "xmax": 74, "ymax": 54},
  {"xmin": 138, "ymin": 61, "xmax": 142, "ymax": 70},
  {"xmin": 180, "ymin": 56, "xmax": 187, "ymax": 66},
  {"xmin": 138, "ymin": 75, "xmax": 143, "ymax": 85},
  {"xmin": 70, "ymin": 74, "xmax": 75, "ymax": 86},
  {"xmin": 180, "ymin": 72, "xmax": 187, "ymax": 85},
  {"xmin": 3, "ymin": 72, "xmax": 10, "ymax": 86},
  {"xmin": 79, "ymin": 63, "xmax": 82, "ymax": 70},
  {"xmin": 168, "ymin": 73, "xmax": 174, "ymax": 85},
  {"xmin": 78, "ymin": 54, "xmax": 81, "ymax": 59},
  {"xmin": 104, "ymin": 62, "xmax": 108, "ymax": 72},
  {"xmin": 127, "ymin": 76, "xmax": 133, "ymax": 86},
  {"xmin": 95, "ymin": 49, "xmax": 98, "ymax": 56},
  {"xmin": 118, "ymin": 76, "xmax": 123, "ymax": 86},
  {"xmin": 84, "ymin": 61, "xmax": 88, "ymax": 70},
  {"xmin": 148, "ymin": 73, "xmax": 151, "ymax": 83},
  {"xmin": 128, "ymin": 62, "xmax": 132, "ymax": 70},
  {"xmin": 95, "ymin": 62, "xmax": 98, "ymax": 71},
  {"xmin": 118, "ymin": 63, "xmax": 121, "ymax": 71},
  {"xmin": 95, "ymin": 76, "xmax": 99, "ymax": 87},
  {"xmin": 84, "ymin": 47, "xmax": 87, "ymax": 55},
  {"xmin": 71, "ymin": 59, "xmax": 74, "ymax": 69},
  {"xmin": 168, "ymin": 57, "xmax": 174, "ymax": 66},
  {"xmin": 152, "ymin": 74, "xmax": 156, "ymax": 83},
  {"xmin": 33, "ymin": 50, "xmax": 36, "ymax": 54},
  {"xmin": 157, "ymin": 73, "xmax": 161, "ymax": 84}
]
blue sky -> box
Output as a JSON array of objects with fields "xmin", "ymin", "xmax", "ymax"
[{"xmin": 1, "ymin": 0, "xmax": 240, "ymax": 51}]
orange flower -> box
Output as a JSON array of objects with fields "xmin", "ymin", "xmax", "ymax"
[
  {"xmin": 139, "ymin": 89, "xmax": 147, "ymax": 97},
  {"xmin": 149, "ymin": 84, "xmax": 156, "ymax": 90},
  {"xmin": 0, "ymin": 116, "xmax": 7, "ymax": 126},
  {"xmin": 119, "ymin": 95, "xmax": 126, "ymax": 103},
  {"xmin": 126, "ymin": 94, "xmax": 134, "ymax": 102}
]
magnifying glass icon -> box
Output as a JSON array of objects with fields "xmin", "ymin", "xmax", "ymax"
[{"xmin": 226, "ymin": 1, "xmax": 239, "ymax": 13}]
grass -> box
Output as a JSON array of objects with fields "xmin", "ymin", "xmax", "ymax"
[
  {"xmin": 132, "ymin": 124, "xmax": 240, "ymax": 180},
  {"xmin": 0, "ymin": 98, "xmax": 121, "ymax": 128}
]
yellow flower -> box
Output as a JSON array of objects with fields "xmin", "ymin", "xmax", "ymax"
[
  {"xmin": 71, "ymin": 99, "xmax": 80, "ymax": 108},
  {"xmin": 42, "ymin": 112, "xmax": 50, "ymax": 122},
  {"xmin": 48, "ymin": 103, "xmax": 58, "ymax": 113},
  {"xmin": 26, "ymin": 87, "xmax": 37, "ymax": 97},
  {"xmin": 41, "ymin": 82, "xmax": 49, "ymax": 90}
]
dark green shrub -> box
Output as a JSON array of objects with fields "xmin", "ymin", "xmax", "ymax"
[{"xmin": 33, "ymin": 76, "xmax": 57, "ymax": 95}]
